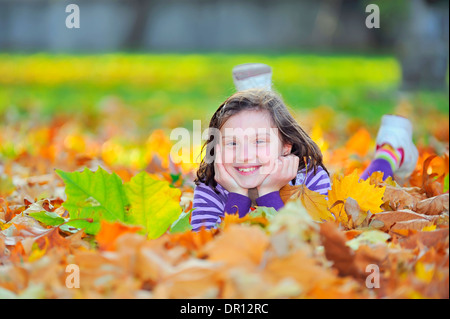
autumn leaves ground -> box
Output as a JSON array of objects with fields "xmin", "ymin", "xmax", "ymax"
[
  {"xmin": 0, "ymin": 114, "xmax": 448, "ymax": 298},
  {"xmin": 0, "ymin": 54, "xmax": 449, "ymax": 299}
]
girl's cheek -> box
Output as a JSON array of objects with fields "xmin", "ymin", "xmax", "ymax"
[
  {"xmin": 222, "ymin": 151, "xmax": 235, "ymax": 165},
  {"xmin": 258, "ymin": 145, "xmax": 279, "ymax": 162}
]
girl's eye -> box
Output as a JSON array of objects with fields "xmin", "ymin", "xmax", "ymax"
[
  {"xmin": 226, "ymin": 141, "xmax": 236, "ymax": 146},
  {"xmin": 256, "ymin": 140, "xmax": 266, "ymax": 144}
]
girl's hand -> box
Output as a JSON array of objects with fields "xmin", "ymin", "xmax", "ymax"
[
  {"xmin": 257, "ymin": 154, "xmax": 300, "ymax": 197},
  {"xmin": 214, "ymin": 143, "xmax": 249, "ymax": 196}
]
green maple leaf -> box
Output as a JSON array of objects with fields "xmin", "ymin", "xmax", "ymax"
[
  {"xmin": 170, "ymin": 210, "xmax": 193, "ymax": 234},
  {"xmin": 29, "ymin": 211, "xmax": 66, "ymax": 226},
  {"xmin": 124, "ymin": 171, "xmax": 182, "ymax": 239},
  {"xmin": 55, "ymin": 167, "xmax": 130, "ymax": 234}
]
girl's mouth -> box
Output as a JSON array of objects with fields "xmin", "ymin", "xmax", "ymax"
[{"xmin": 234, "ymin": 166, "xmax": 261, "ymax": 176}]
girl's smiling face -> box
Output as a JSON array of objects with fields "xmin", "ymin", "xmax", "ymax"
[{"xmin": 219, "ymin": 109, "xmax": 292, "ymax": 189}]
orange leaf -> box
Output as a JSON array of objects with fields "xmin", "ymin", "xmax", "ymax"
[
  {"xmin": 96, "ymin": 220, "xmax": 142, "ymax": 251},
  {"xmin": 202, "ymin": 224, "xmax": 269, "ymax": 269},
  {"xmin": 344, "ymin": 128, "xmax": 372, "ymax": 157},
  {"xmin": 169, "ymin": 227, "xmax": 216, "ymax": 252}
]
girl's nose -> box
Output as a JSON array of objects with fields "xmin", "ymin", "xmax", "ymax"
[{"xmin": 235, "ymin": 140, "xmax": 257, "ymax": 164}]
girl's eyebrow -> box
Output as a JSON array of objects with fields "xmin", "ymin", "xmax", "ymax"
[
  {"xmin": 222, "ymin": 131, "xmax": 272, "ymax": 137},
  {"xmin": 257, "ymin": 132, "xmax": 271, "ymax": 138},
  {"xmin": 221, "ymin": 133, "xmax": 271, "ymax": 140}
]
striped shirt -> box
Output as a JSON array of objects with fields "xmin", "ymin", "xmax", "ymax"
[{"xmin": 190, "ymin": 165, "xmax": 331, "ymax": 231}]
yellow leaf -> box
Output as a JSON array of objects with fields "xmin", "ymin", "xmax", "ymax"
[
  {"xmin": 421, "ymin": 224, "xmax": 437, "ymax": 232},
  {"xmin": 145, "ymin": 129, "xmax": 173, "ymax": 167},
  {"xmin": 327, "ymin": 170, "xmax": 386, "ymax": 225},
  {"xmin": 280, "ymin": 184, "xmax": 334, "ymax": 221},
  {"xmin": 310, "ymin": 124, "xmax": 329, "ymax": 153},
  {"xmin": 368, "ymin": 171, "xmax": 397, "ymax": 187},
  {"xmin": 124, "ymin": 171, "xmax": 182, "ymax": 239},
  {"xmin": 415, "ymin": 262, "xmax": 434, "ymax": 283},
  {"xmin": 28, "ymin": 239, "xmax": 49, "ymax": 262}
]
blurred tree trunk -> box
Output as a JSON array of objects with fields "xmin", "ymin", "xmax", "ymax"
[
  {"xmin": 123, "ymin": 0, "xmax": 153, "ymax": 50},
  {"xmin": 397, "ymin": 0, "xmax": 449, "ymax": 91}
]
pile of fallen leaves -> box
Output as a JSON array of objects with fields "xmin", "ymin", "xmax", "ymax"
[{"xmin": 0, "ymin": 113, "xmax": 449, "ymax": 298}]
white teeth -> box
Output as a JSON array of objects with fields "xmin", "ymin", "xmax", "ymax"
[{"xmin": 238, "ymin": 167, "xmax": 257, "ymax": 172}]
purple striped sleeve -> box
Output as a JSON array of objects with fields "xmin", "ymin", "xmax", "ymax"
[
  {"xmin": 303, "ymin": 166, "xmax": 331, "ymax": 196},
  {"xmin": 191, "ymin": 183, "xmax": 226, "ymax": 231}
]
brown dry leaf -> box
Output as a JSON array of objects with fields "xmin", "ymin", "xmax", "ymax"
[
  {"xmin": 264, "ymin": 248, "xmax": 337, "ymax": 294},
  {"xmin": 414, "ymin": 193, "xmax": 449, "ymax": 215},
  {"xmin": 345, "ymin": 197, "xmax": 368, "ymax": 229},
  {"xmin": 220, "ymin": 210, "xmax": 271, "ymax": 228},
  {"xmin": 390, "ymin": 219, "xmax": 436, "ymax": 232},
  {"xmin": 4, "ymin": 214, "xmax": 49, "ymax": 247},
  {"xmin": 399, "ymin": 228, "xmax": 449, "ymax": 249},
  {"xmin": 307, "ymin": 278, "xmax": 367, "ymax": 299},
  {"xmin": 136, "ymin": 246, "xmax": 174, "ymax": 283},
  {"xmin": 421, "ymin": 154, "xmax": 446, "ymax": 197},
  {"xmin": 382, "ymin": 186, "xmax": 424, "ymax": 210},
  {"xmin": 202, "ymin": 224, "xmax": 269, "ymax": 269},
  {"xmin": 129, "ymin": 233, "xmax": 190, "ymax": 286},
  {"xmin": 319, "ymin": 222, "xmax": 360, "ymax": 278},
  {"xmin": 71, "ymin": 248, "xmax": 143, "ymax": 298},
  {"xmin": 371, "ymin": 210, "xmax": 438, "ymax": 232},
  {"xmin": 0, "ymin": 232, "xmax": 4, "ymax": 250},
  {"xmin": 220, "ymin": 268, "xmax": 273, "ymax": 298},
  {"xmin": 153, "ymin": 259, "xmax": 223, "ymax": 298},
  {"xmin": 320, "ymin": 222, "xmax": 386, "ymax": 283},
  {"xmin": 145, "ymin": 154, "xmax": 166, "ymax": 175},
  {"xmin": 33, "ymin": 227, "xmax": 71, "ymax": 253},
  {"xmin": 279, "ymin": 184, "xmax": 301, "ymax": 203},
  {"xmin": 353, "ymin": 244, "xmax": 388, "ymax": 273}
]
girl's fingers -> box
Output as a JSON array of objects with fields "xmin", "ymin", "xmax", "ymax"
[
  {"xmin": 289, "ymin": 155, "xmax": 298, "ymax": 178},
  {"xmin": 283, "ymin": 155, "xmax": 298, "ymax": 180},
  {"xmin": 285, "ymin": 156, "xmax": 293, "ymax": 177},
  {"xmin": 273, "ymin": 158, "xmax": 282, "ymax": 174},
  {"xmin": 293, "ymin": 155, "xmax": 300, "ymax": 177},
  {"xmin": 278, "ymin": 156, "xmax": 287, "ymax": 175}
]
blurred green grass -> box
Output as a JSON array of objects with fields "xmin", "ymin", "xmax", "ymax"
[{"xmin": 0, "ymin": 53, "xmax": 448, "ymax": 133}]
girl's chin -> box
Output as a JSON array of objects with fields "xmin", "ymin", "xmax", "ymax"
[{"xmin": 235, "ymin": 176, "xmax": 265, "ymax": 190}]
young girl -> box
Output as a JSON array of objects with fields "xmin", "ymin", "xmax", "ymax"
[
  {"xmin": 190, "ymin": 63, "xmax": 418, "ymax": 232},
  {"xmin": 191, "ymin": 87, "xmax": 331, "ymax": 231}
]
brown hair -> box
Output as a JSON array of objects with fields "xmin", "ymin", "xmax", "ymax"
[{"xmin": 194, "ymin": 88, "xmax": 328, "ymax": 192}]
